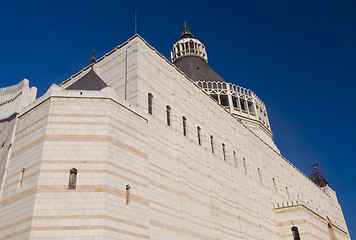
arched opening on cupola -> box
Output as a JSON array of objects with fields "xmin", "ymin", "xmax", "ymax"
[
  {"xmin": 232, "ymin": 95, "xmax": 239, "ymax": 108},
  {"xmin": 240, "ymin": 98, "xmax": 247, "ymax": 111},
  {"xmin": 210, "ymin": 94, "xmax": 219, "ymax": 102},
  {"xmin": 219, "ymin": 94, "xmax": 229, "ymax": 107},
  {"xmin": 247, "ymin": 101, "xmax": 255, "ymax": 114}
]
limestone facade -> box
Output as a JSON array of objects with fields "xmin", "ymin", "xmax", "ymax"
[{"xmin": 0, "ymin": 35, "xmax": 350, "ymax": 239}]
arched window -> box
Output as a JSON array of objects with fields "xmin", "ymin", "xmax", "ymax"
[
  {"xmin": 126, "ymin": 184, "xmax": 131, "ymax": 205},
  {"xmin": 166, "ymin": 105, "xmax": 171, "ymax": 126},
  {"xmin": 272, "ymin": 178, "xmax": 277, "ymax": 192},
  {"xmin": 222, "ymin": 143, "xmax": 226, "ymax": 161},
  {"xmin": 291, "ymin": 226, "xmax": 301, "ymax": 240},
  {"xmin": 210, "ymin": 135, "xmax": 214, "ymax": 153},
  {"xmin": 233, "ymin": 151, "xmax": 237, "ymax": 168},
  {"xmin": 19, "ymin": 168, "xmax": 25, "ymax": 187},
  {"xmin": 286, "ymin": 186, "xmax": 290, "ymax": 199},
  {"xmin": 68, "ymin": 168, "xmax": 77, "ymax": 190},
  {"xmin": 243, "ymin": 158, "xmax": 247, "ymax": 174},
  {"xmin": 197, "ymin": 127, "xmax": 201, "ymax": 145},
  {"xmin": 148, "ymin": 93, "xmax": 153, "ymax": 114},
  {"xmin": 182, "ymin": 116, "xmax": 187, "ymax": 136},
  {"xmin": 257, "ymin": 168, "xmax": 262, "ymax": 184}
]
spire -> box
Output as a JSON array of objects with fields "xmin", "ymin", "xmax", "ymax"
[
  {"xmin": 90, "ymin": 48, "xmax": 96, "ymax": 67},
  {"xmin": 66, "ymin": 48, "xmax": 108, "ymax": 91},
  {"xmin": 180, "ymin": 21, "xmax": 194, "ymax": 39}
]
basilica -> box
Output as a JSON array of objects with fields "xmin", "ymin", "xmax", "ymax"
[{"xmin": 0, "ymin": 24, "xmax": 350, "ymax": 239}]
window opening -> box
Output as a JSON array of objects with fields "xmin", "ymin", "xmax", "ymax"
[
  {"xmin": 182, "ymin": 116, "xmax": 187, "ymax": 136},
  {"xmin": 243, "ymin": 158, "xmax": 247, "ymax": 174},
  {"xmin": 166, "ymin": 105, "xmax": 171, "ymax": 126},
  {"xmin": 233, "ymin": 151, "xmax": 237, "ymax": 168},
  {"xmin": 258, "ymin": 168, "xmax": 262, "ymax": 184},
  {"xmin": 220, "ymin": 95, "xmax": 229, "ymax": 107},
  {"xmin": 272, "ymin": 178, "xmax": 277, "ymax": 192},
  {"xmin": 210, "ymin": 135, "xmax": 214, "ymax": 153},
  {"xmin": 222, "ymin": 143, "xmax": 226, "ymax": 161},
  {"xmin": 286, "ymin": 187, "xmax": 290, "ymax": 199},
  {"xmin": 126, "ymin": 184, "xmax": 131, "ymax": 205},
  {"xmin": 291, "ymin": 226, "xmax": 301, "ymax": 240},
  {"xmin": 197, "ymin": 127, "xmax": 201, "ymax": 145},
  {"xmin": 210, "ymin": 94, "xmax": 219, "ymax": 102},
  {"xmin": 248, "ymin": 101, "xmax": 255, "ymax": 113},
  {"xmin": 19, "ymin": 168, "xmax": 25, "ymax": 187},
  {"xmin": 148, "ymin": 93, "xmax": 153, "ymax": 115},
  {"xmin": 68, "ymin": 168, "xmax": 77, "ymax": 190},
  {"xmin": 240, "ymin": 99, "xmax": 247, "ymax": 111},
  {"xmin": 232, "ymin": 96, "xmax": 238, "ymax": 108}
]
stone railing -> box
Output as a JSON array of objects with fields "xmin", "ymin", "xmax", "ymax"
[
  {"xmin": 0, "ymin": 80, "xmax": 37, "ymax": 120},
  {"xmin": 197, "ymin": 81, "xmax": 266, "ymax": 110},
  {"xmin": 196, "ymin": 81, "xmax": 271, "ymax": 131},
  {"xmin": 0, "ymin": 81, "xmax": 26, "ymax": 119}
]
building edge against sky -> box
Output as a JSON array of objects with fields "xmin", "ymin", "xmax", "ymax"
[{"xmin": 0, "ymin": 25, "xmax": 351, "ymax": 239}]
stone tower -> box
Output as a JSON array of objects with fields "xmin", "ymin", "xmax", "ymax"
[{"xmin": 171, "ymin": 23, "xmax": 275, "ymax": 149}]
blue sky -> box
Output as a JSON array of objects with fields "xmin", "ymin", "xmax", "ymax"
[{"xmin": 1, "ymin": 0, "xmax": 355, "ymax": 237}]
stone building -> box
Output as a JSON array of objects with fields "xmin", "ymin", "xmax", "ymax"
[{"xmin": 0, "ymin": 24, "xmax": 351, "ymax": 239}]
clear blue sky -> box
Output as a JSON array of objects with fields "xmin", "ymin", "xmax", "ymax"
[{"xmin": 1, "ymin": 0, "xmax": 355, "ymax": 237}]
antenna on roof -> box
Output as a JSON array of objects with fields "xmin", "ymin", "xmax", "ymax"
[
  {"xmin": 90, "ymin": 48, "xmax": 96, "ymax": 68},
  {"xmin": 135, "ymin": 10, "xmax": 137, "ymax": 34},
  {"xmin": 310, "ymin": 163, "xmax": 329, "ymax": 187}
]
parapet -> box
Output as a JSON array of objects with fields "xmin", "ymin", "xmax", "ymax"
[
  {"xmin": 171, "ymin": 38, "xmax": 208, "ymax": 63},
  {"xmin": 0, "ymin": 80, "xmax": 37, "ymax": 119},
  {"xmin": 197, "ymin": 80, "xmax": 272, "ymax": 138}
]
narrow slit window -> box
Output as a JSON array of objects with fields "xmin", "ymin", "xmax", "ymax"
[
  {"xmin": 148, "ymin": 93, "xmax": 153, "ymax": 115},
  {"xmin": 257, "ymin": 168, "xmax": 262, "ymax": 184},
  {"xmin": 166, "ymin": 105, "xmax": 171, "ymax": 126},
  {"xmin": 210, "ymin": 135, "xmax": 214, "ymax": 153},
  {"xmin": 233, "ymin": 151, "xmax": 237, "ymax": 168},
  {"xmin": 126, "ymin": 184, "xmax": 131, "ymax": 205},
  {"xmin": 19, "ymin": 168, "xmax": 25, "ymax": 187},
  {"xmin": 272, "ymin": 178, "xmax": 277, "ymax": 192},
  {"xmin": 291, "ymin": 226, "xmax": 301, "ymax": 240},
  {"xmin": 222, "ymin": 143, "xmax": 226, "ymax": 161},
  {"xmin": 286, "ymin": 187, "xmax": 290, "ymax": 199},
  {"xmin": 197, "ymin": 127, "xmax": 201, "ymax": 145},
  {"xmin": 182, "ymin": 116, "xmax": 187, "ymax": 136},
  {"xmin": 68, "ymin": 168, "xmax": 77, "ymax": 190},
  {"xmin": 243, "ymin": 158, "xmax": 247, "ymax": 174}
]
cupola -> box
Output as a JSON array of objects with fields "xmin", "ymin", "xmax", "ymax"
[{"xmin": 170, "ymin": 22, "xmax": 208, "ymax": 63}]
